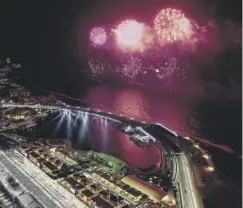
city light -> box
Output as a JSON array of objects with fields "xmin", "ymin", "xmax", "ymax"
[
  {"xmin": 0, "ymin": 102, "xmax": 212, "ymax": 208},
  {"xmin": 203, "ymin": 154, "xmax": 210, "ymax": 160},
  {"xmin": 206, "ymin": 166, "xmax": 214, "ymax": 172}
]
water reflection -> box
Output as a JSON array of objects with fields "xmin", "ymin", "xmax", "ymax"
[
  {"xmin": 92, "ymin": 118, "xmax": 161, "ymax": 169},
  {"xmin": 84, "ymin": 85, "xmax": 242, "ymax": 181},
  {"xmin": 85, "ymin": 85, "xmax": 241, "ymax": 155},
  {"xmin": 19, "ymin": 111, "xmax": 162, "ymax": 169},
  {"xmin": 86, "ymin": 85, "xmax": 194, "ymax": 134}
]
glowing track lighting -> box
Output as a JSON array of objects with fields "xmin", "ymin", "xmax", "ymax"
[
  {"xmin": 203, "ymin": 154, "xmax": 210, "ymax": 160},
  {"xmin": 206, "ymin": 166, "xmax": 214, "ymax": 172}
]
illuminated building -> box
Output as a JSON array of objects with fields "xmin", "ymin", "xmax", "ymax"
[{"xmin": 122, "ymin": 175, "xmax": 175, "ymax": 206}]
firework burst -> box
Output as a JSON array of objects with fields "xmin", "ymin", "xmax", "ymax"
[
  {"xmin": 114, "ymin": 20, "xmax": 144, "ymax": 50},
  {"xmin": 90, "ymin": 27, "xmax": 107, "ymax": 46},
  {"xmin": 121, "ymin": 56, "xmax": 143, "ymax": 78},
  {"xmin": 88, "ymin": 59, "xmax": 113, "ymax": 76},
  {"xmin": 154, "ymin": 8, "xmax": 194, "ymax": 45},
  {"xmin": 142, "ymin": 57, "xmax": 187, "ymax": 80},
  {"xmin": 157, "ymin": 57, "xmax": 179, "ymax": 79}
]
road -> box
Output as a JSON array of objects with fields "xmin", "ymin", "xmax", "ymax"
[
  {"xmin": 2, "ymin": 149, "xmax": 86, "ymax": 208},
  {"xmin": 176, "ymin": 155, "xmax": 203, "ymax": 208},
  {"xmin": 0, "ymin": 187, "xmax": 15, "ymax": 208},
  {"xmin": 0, "ymin": 152, "xmax": 60, "ymax": 208}
]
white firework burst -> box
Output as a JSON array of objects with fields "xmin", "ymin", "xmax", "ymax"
[
  {"xmin": 88, "ymin": 59, "xmax": 112, "ymax": 77},
  {"xmin": 90, "ymin": 27, "xmax": 107, "ymax": 46},
  {"xmin": 121, "ymin": 56, "xmax": 143, "ymax": 78},
  {"xmin": 154, "ymin": 57, "xmax": 185, "ymax": 80},
  {"xmin": 154, "ymin": 8, "xmax": 194, "ymax": 45}
]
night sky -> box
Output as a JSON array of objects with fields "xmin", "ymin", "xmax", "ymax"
[{"xmin": 0, "ymin": 0, "xmax": 241, "ymax": 93}]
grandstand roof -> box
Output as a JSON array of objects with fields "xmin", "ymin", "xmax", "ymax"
[{"xmin": 121, "ymin": 175, "xmax": 167, "ymax": 202}]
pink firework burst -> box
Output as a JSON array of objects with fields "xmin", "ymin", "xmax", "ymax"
[
  {"xmin": 121, "ymin": 56, "xmax": 143, "ymax": 78},
  {"xmin": 90, "ymin": 27, "xmax": 107, "ymax": 46},
  {"xmin": 154, "ymin": 8, "xmax": 194, "ymax": 45},
  {"xmin": 114, "ymin": 20, "xmax": 144, "ymax": 49},
  {"xmin": 88, "ymin": 59, "xmax": 112, "ymax": 76}
]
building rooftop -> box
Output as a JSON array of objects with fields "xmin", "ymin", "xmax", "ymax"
[
  {"xmin": 92, "ymin": 196, "xmax": 114, "ymax": 208},
  {"xmin": 17, "ymin": 193, "xmax": 44, "ymax": 208},
  {"xmin": 121, "ymin": 175, "xmax": 168, "ymax": 202}
]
